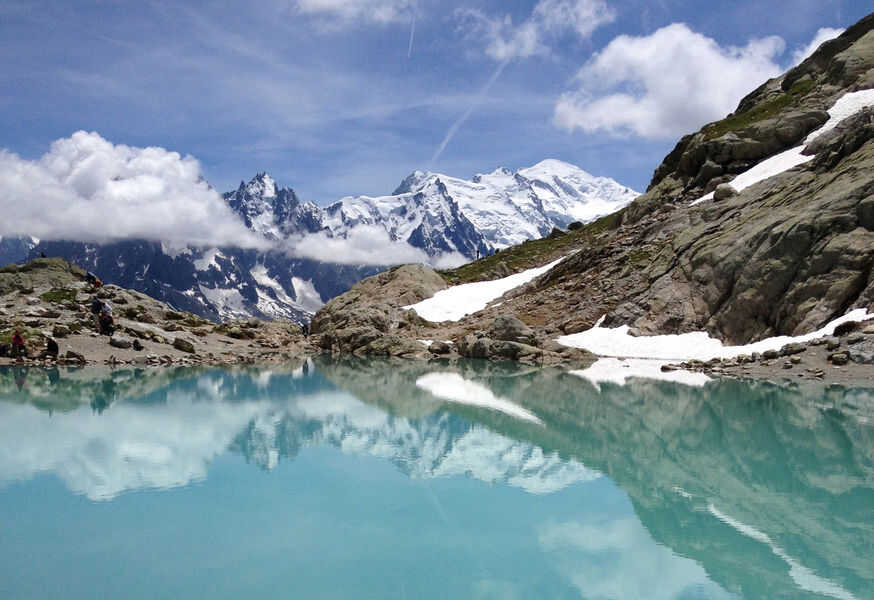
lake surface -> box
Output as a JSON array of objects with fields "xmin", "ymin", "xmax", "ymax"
[{"xmin": 0, "ymin": 359, "xmax": 872, "ymax": 599}]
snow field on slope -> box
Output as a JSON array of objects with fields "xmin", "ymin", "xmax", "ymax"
[
  {"xmin": 691, "ymin": 89, "xmax": 874, "ymax": 206},
  {"xmin": 404, "ymin": 256, "xmax": 567, "ymax": 322},
  {"xmin": 557, "ymin": 309, "xmax": 873, "ymax": 361}
]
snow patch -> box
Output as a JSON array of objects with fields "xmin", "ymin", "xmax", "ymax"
[
  {"xmin": 198, "ymin": 285, "xmax": 249, "ymax": 320},
  {"xmin": 557, "ymin": 309, "xmax": 873, "ymax": 361},
  {"xmin": 405, "ymin": 256, "xmax": 566, "ymax": 322}
]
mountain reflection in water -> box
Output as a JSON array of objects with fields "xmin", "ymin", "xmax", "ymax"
[{"xmin": 0, "ymin": 359, "xmax": 871, "ymax": 600}]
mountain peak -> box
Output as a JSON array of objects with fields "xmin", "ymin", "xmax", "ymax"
[{"xmin": 248, "ymin": 172, "xmax": 277, "ymax": 198}]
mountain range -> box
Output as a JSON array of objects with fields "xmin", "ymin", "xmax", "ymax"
[{"xmin": 0, "ymin": 160, "xmax": 637, "ymax": 323}]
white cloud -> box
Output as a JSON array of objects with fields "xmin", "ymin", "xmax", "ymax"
[
  {"xmin": 0, "ymin": 131, "xmax": 267, "ymax": 248},
  {"xmin": 458, "ymin": 0, "xmax": 615, "ymax": 62},
  {"xmin": 296, "ymin": 0, "xmax": 414, "ymax": 25},
  {"xmin": 286, "ymin": 225, "xmax": 470, "ymax": 268},
  {"xmin": 554, "ymin": 24, "xmax": 787, "ymax": 139},
  {"xmin": 791, "ymin": 27, "xmax": 844, "ymax": 65},
  {"xmin": 287, "ymin": 225, "xmax": 429, "ymax": 266}
]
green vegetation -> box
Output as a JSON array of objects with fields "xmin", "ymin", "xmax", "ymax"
[
  {"xmin": 440, "ymin": 210, "xmax": 624, "ymax": 285},
  {"xmin": 626, "ymin": 248, "xmax": 652, "ymax": 264},
  {"xmin": 702, "ymin": 79, "xmax": 816, "ymax": 140},
  {"xmin": 40, "ymin": 288, "xmax": 78, "ymax": 304}
]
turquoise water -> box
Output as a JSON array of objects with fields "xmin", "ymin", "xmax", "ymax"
[{"xmin": 0, "ymin": 359, "xmax": 872, "ymax": 599}]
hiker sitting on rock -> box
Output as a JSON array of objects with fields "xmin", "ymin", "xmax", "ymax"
[
  {"xmin": 98, "ymin": 303, "xmax": 114, "ymax": 336},
  {"xmin": 38, "ymin": 337, "xmax": 59, "ymax": 360},
  {"xmin": 11, "ymin": 329, "xmax": 27, "ymax": 359}
]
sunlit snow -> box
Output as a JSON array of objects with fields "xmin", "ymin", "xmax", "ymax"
[
  {"xmin": 557, "ymin": 309, "xmax": 873, "ymax": 361},
  {"xmin": 404, "ymin": 256, "xmax": 566, "ymax": 322}
]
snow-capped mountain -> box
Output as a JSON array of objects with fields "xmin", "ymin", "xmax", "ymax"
[
  {"xmin": 340, "ymin": 159, "xmax": 639, "ymax": 252},
  {"xmin": 224, "ymin": 173, "xmax": 322, "ymax": 240},
  {"xmin": 324, "ymin": 176, "xmax": 490, "ymax": 260},
  {"xmin": 9, "ymin": 161, "xmax": 636, "ymax": 323}
]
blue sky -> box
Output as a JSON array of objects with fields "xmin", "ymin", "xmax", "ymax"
[{"xmin": 0, "ymin": 0, "xmax": 868, "ymax": 208}]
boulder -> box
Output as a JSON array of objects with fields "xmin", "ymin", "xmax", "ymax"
[
  {"xmin": 849, "ymin": 349, "xmax": 874, "ymax": 364},
  {"xmin": 713, "ymin": 184, "xmax": 739, "ymax": 201},
  {"xmin": 133, "ymin": 339, "xmax": 145, "ymax": 352},
  {"xmin": 52, "ymin": 325, "xmax": 70, "ymax": 338},
  {"xmin": 109, "ymin": 336, "xmax": 133, "ymax": 349},
  {"xmin": 779, "ymin": 342, "xmax": 807, "ymax": 356},
  {"xmin": 828, "ymin": 351, "xmax": 849, "ymax": 366},
  {"xmin": 487, "ymin": 314, "xmax": 538, "ymax": 346},
  {"xmin": 429, "ymin": 341, "xmax": 452, "ymax": 355},
  {"xmin": 65, "ymin": 350, "xmax": 86, "ymax": 364},
  {"xmin": 173, "ymin": 338, "xmax": 196, "ymax": 354}
]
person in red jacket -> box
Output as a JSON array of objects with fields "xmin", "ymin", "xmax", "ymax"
[{"xmin": 11, "ymin": 329, "xmax": 27, "ymax": 359}]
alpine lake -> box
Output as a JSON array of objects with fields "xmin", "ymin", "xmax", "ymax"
[{"xmin": 0, "ymin": 358, "xmax": 872, "ymax": 600}]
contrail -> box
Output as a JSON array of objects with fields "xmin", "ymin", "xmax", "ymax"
[
  {"xmin": 429, "ymin": 60, "xmax": 508, "ymax": 166},
  {"xmin": 407, "ymin": 11, "xmax": 416, "ymax": 59}
]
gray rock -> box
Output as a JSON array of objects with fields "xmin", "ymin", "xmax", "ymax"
[
  {"xmin": 825, "ymin": 337, "xmax": 841, "ymax": 351},
  {"xmin": 847, "ymin": 333, "xmax": 865, "ymax": 345},
  {"xmin": 762, "ymin": 349, "xmax": 779, "ymax": 360},
  {"xmin": 713, "ymin": 184, "xmax": 738, "ymax": 201},
  {"xmin": 109, "ymin": 336, "xmax": 133, "ymax": 349},
  {"xmin": 52, "ymin": 325, "xmax": 70, "ymax": 338},
  {"xmin": 780, "ymin": 342, "xmax": 806, "ymax": 356},
  {"xmin": 487, "ymin": 314, "xmax": 538, "ymax": 346},
  {"xmin": 849, "ymin": 349, "xmax": 874, "ymax": 364}
]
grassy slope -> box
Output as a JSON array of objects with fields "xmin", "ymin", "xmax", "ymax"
[{"xmin": 438, "ymin": 210, "xmax": 625, "ymax": 285}]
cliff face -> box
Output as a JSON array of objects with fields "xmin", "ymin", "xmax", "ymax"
[{"xmin": 311, "ymin": 13, "xmax": 874, "ymax": 353}]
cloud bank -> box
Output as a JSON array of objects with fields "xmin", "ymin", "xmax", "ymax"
[
  {"xmin": 286, "ymin": 224, "xmax": 466, "ymax": 268},
  {"xmin": 554, "ymin": 24, "xmax": 787, "ymax": 139},
  {"xmin": 459, "ymin": 0, "xmax": 615, "ymax": 61},
  {"xmin": 0, "ymin": 131, "xmax": 266, "ymax": 248}
]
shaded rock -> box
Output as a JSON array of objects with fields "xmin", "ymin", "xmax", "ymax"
[
  {"xmin": 847, "ymin": 333, "xmax": 865, "ymax": 345},
  {"xmin": 65, "ymin": 350, "xmax": 86, "ymax": 364},
  {"xmin": 133, "ymin": 339, "xmax": 145, "ymax": 352},
  {"xmin": 173, "ymin": 338, "xmax": 196, "ymax": 354},
  {"xmin": 828, "ymin": 351, "xmax": 849, "ymax": 365},
  {"xmin": 429, "ymin": 341, "xmax": 452, "ymax": 355},
  {"xmin": 834, "ymin": 321, "xmax": 860, "ymax": 336},
  {"xmin": 52, "ymin": 325, "xmax": 70, "ymax": 338}
]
